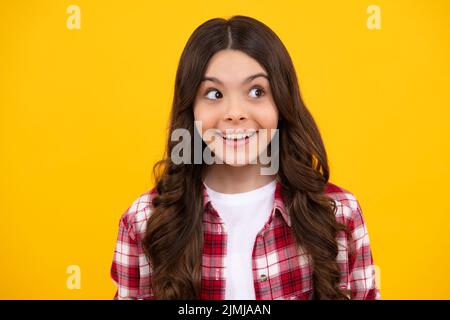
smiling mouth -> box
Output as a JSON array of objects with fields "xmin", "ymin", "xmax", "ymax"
[{"xmin": 218, "ymin": 129, "xmax": 257, "ymax": 141}]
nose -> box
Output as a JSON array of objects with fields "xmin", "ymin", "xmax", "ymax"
[{"xmin": 223, "ymin": 98, "xmax": 248, "ymax": 124}]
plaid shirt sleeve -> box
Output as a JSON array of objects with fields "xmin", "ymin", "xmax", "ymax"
[
  {"xmin": 110, "ymin": 211, "xmax": 140, "ymax": 300},
  {"xmin": 347, "ymin": 199, "xmax": 381, "ymax": 300}
]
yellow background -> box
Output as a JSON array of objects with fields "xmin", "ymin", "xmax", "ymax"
[{"xmin": 1, "ymin": 0, "xmax": 449, "ymax": 299}]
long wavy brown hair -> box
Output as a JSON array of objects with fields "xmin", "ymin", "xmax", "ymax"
[{"xmin": 142, "ymin": 15, "xmax": 355, "ymax": 300}]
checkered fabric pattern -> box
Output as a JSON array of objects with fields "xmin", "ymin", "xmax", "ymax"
[{"xmin": 110, "ymin": 181, "xmax": 381, "ymax": 300}]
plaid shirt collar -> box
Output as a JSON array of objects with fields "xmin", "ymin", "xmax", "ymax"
[{"xmin": 202, "ymin": 179, "xmax": 292, "ymax": 227}]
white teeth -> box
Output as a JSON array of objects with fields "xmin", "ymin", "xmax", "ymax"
[{"xmin": 220, "ymin": 130, "xmax": 257, "ymax": 140}]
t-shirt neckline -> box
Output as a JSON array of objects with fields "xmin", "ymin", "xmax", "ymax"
[{"xmin": 203, "ymin": 179, "xmax": 277, "ymax": 205}]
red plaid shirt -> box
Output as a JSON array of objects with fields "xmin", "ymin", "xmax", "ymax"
[{"xmin": 110, "ymin": 181, "xmax": 381, "ymax": 300}]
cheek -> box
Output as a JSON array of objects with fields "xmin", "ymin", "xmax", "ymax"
[
  {"xmin": 252, "ymin": 103, "xmax": 279, "ymax": 129},
  {"xmin": 193, "ymin": 103, "xmax": 220, "ymax": 131}
]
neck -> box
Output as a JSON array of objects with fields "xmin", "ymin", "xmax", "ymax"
[{"xmin": 202, "ymin": 163, "xmax": 277, "ymax": 194}]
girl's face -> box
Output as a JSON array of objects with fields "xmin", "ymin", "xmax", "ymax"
[{"xmin": 193, "ymin": 49, "xmax": 279, "ymax": 166}]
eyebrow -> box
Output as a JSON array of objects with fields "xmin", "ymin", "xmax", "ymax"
[{"xmin": 201, "ymin": 72, "xmax": 269, "ymax": 85}]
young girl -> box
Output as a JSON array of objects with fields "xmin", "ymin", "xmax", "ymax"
[{"xmin": 110, "ymin": 15, "xmax": 380, "ymax": 300}]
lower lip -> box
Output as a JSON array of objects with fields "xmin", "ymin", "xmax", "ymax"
[{"xmin": 219, "ymin": 133, "xmax": 256, "ymax": 147}]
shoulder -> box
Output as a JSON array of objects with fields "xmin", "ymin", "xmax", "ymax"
[
  {"xmin": 324, "ymin": 182, "xmax": 359, "ymax": 209},
  {"xmin": 118, "ymin": 187, "xmax": 158, "ymax": 241},
  {"xmin": 324, "ymin": 182, "xmax": 366, "ymax": 229}
]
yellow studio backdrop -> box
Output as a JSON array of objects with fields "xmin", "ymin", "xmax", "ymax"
[{"xmin": 0, "ymin": 0, "xmax": 449, "ymax": 299}]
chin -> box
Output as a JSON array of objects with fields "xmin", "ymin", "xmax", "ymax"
[
  {"xmin": 223, "ymin": 161, "xmax": 249, "ymax": 167},
  {"xmin": 221, "ymin": 155, "xmax": 259, "ymax": 167}
]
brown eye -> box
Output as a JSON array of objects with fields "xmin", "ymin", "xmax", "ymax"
[
  {"xmin": 205, "ymin": 89, "xmax": 222, "ymax": 100},
  {"xmin": 249, "ymin": 87, "xmax": 265, "ymax": 98}
]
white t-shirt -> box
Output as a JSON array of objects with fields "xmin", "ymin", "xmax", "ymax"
[{"xmin": 203, "ymin": 179, "xmax": 277, "ymax": 300}]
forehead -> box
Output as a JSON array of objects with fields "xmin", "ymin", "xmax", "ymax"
[{"xmin": 203, "ymin": 49, "xmax": 268, "ymax": 81}]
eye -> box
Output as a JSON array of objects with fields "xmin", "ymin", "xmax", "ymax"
[
  {"xmin": 249, "ymin": 87, "xmax": 265, "ymax": 98},
  {"xmin": 205, "ymin": 89, "xmax": 223, "ymax": 100}
]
